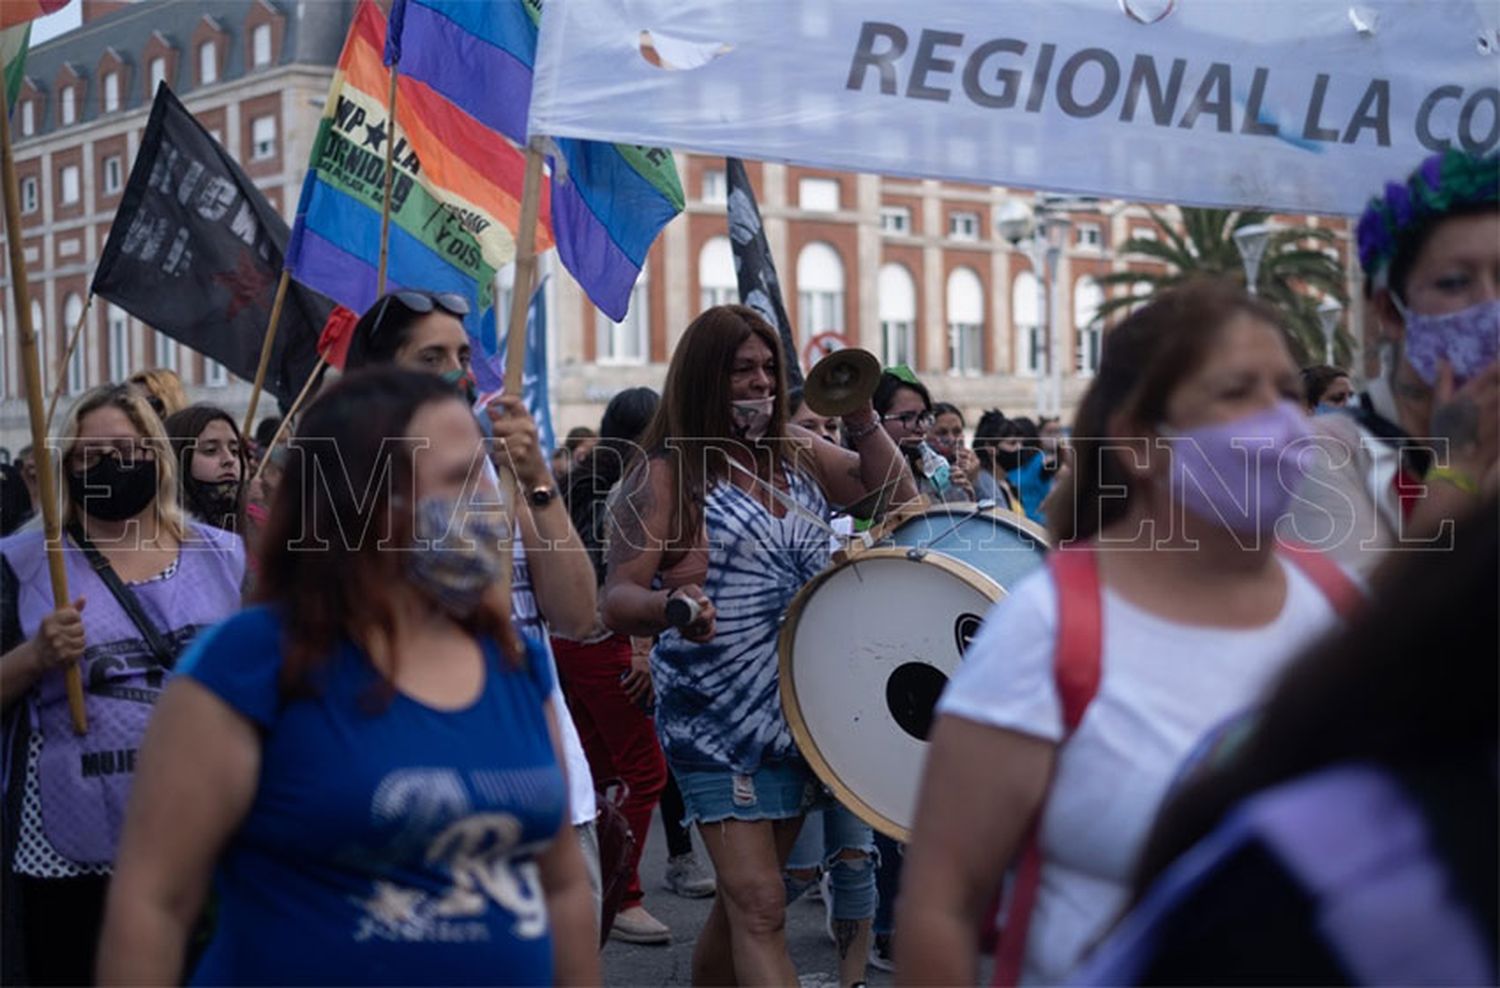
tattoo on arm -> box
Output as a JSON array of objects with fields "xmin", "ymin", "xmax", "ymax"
[{"xmin": 605, "ymin": 465, "xmax": 659, "ymax": 570}]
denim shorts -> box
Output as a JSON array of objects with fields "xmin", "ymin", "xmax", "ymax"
[{"xmin": 672, "ymin": 759, "xmax": 818, "ymax": 827}]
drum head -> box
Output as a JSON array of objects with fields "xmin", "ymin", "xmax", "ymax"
[{"xmin": 780, "ymin": 549, "xmax": 1001, "ymax": 840}]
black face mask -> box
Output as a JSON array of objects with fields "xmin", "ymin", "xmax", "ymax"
[
  {"xmin": 66, "ymin": 456, "xmax": 158, "ymax": 522},
  {"xmin": 186, "ymin": 477, "xmax": 241, "ymax": 528},
  {"xmin": 994, "ymin": 446, "xmax": 1032, "ymax": 474}
]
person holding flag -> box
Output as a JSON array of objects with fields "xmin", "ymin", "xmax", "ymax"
[
  {"xmin": 342, "ymin": 291, "xmax": 608, "ymax": 922},
  {"xmin": 1, "ymin": 385, "xmax": 244, "ymax": 986}
]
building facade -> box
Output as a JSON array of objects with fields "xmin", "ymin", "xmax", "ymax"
[
  {"xmin": 0, "ymin": 0, "xmax": 1357, "ymax": 453},
  {"xmin": 0, "ymin": 0, "xmax": 349, "ymax": 450}
]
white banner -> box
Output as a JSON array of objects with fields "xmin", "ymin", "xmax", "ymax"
[{"xmin": 531, "ymin": 1, "xmax": 1500, "ymax": 216}]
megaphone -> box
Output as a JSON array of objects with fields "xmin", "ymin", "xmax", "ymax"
[{"xmin": 803, "ymin": 347, "xmax": 881, "ymax": 417}]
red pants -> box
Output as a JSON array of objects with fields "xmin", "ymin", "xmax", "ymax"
[{"xmin": 551, "ymin": 634, "xmax": 667, "ymax": 908}]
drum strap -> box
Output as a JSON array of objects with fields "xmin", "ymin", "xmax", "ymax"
[
  {"xmin": 991, "ymin": 544, "xmax": 1103, "ymax": 987},
  {"xmin": 990, "ymin": 542, "xmax": 1361, "ymax": 985},
  {"xmin": 725, "ymin": 457, "xmax": 841, "ymax": 539}
]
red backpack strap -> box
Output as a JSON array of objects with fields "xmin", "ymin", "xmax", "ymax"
[
  {"xmin": 991, "ymin": 544, "xmax": 1104, "ymax": 986},
  {"xmin": 1278, "ymin": 543, "xmax": 1363, "ymax": 620},
  {"xmin": 1049, "ymin": 545, "xmax": 1105, "ymax": 732}
]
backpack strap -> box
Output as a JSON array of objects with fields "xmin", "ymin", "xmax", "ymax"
[
  {"xmin": 992, "ymin": 543, "xmax": 1104, "ymax": 986},
  {"xmin": 1278, "ymin": 543, "xmax": 1363, "ymax": 620},
  {"xmin": 66, "ymin": 522, "xmax": 175, "ymax": 666}
]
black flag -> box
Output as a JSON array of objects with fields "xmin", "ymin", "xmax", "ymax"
[
  {"xmin": 92, "ymin": 84, "xmax": 331, "ymax": 404},
  {"xmin": 725, "ymin": 158, "xmax": 803, "ymax": 392}
]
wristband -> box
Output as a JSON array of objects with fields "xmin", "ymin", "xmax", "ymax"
[
  {"xmin": 1426, "ymin": 466, "xmax": 1480, "ymax": 495},
  {"xmin": 843, "ymin": 414, "xmax": 881, "ymax": 443}
]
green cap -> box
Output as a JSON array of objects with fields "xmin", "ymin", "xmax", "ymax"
[{"xmin": 885, "ymin": 364, "xmax": 921, "ymax": 388}]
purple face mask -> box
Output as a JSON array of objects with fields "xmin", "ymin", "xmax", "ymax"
[
  {"xmin": 1396, "ymin": 297, "xmax": 1500, "ymax": 387},
  {"xmin": 1162, "ymin": 400, "xmax": 1313, "ymax": 536}
]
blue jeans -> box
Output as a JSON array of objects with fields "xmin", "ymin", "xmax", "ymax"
[
  {"xmin": 672, "ymin": 759, "xmax": 817, "ymax": 826},
  {"xmin": 874, "ymin": 832, "xmax": 903, "ymax": 936},
  {"xmin": 783, "ymin": 802, "xmax": 878, "ymax": 922}
]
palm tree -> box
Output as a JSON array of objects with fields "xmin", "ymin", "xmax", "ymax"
[{"xmin": 1094, "ymin": 208, "xmax": 1352, "ymax": 364}]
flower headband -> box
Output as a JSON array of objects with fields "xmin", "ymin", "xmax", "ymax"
[{"xmin": 1356, "ymin": 149, "xmax": 1499, "ymax": 281}]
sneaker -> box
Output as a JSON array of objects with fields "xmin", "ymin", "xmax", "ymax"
[
  {"xmin": 868, "ymin": 932, "xmax": 894, "ymax": 972},
  {"xmin": 610, "ymin": 905, "xmax": 671, "ymax": 945},
  {"xmin": 664, "ymin": 852, "xmax": 716, "ymax": 898}
]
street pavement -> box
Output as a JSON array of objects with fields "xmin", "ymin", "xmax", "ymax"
[{"xmin": 599, "ymin": 812, "xmax": 897, "ymax": 988}]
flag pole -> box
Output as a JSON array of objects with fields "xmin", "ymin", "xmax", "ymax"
[
  {"xmin": 43, "ymin": 289, "xmax": 92, "ymax": 434},
  {"xmin": 240, "ymin": 269, "xmax": 290, "ymax": 438},
  {"xmin": 495, "ymin": 139, "xmax": 546, "ymax": 594},
  {"xmin": 376, "ymin": 64, "xmax": 399, "ymax": 295},
  {"xmin": 504, "ymin": 142, "xmax": 545, "ymax": 394},
  {"xmin": 0, "ymin": 89, "xmax": 87, "ymax": 734},
  {"xmin": 249, "ymin": 353, "xmax": 325, "ymax": 488}
]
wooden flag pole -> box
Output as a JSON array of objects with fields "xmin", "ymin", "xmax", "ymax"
[
  {"xmin": 249, "ymin": 353, "xmax": 325, "ymax": 489},
  {"xmin": 241, "ymin": 269, "xmax": 291, "ymax": 438},
  {"xmin": 376, "ymin": 65, "xmax": 399, "ymax": 296},
  {"xmin": 504, "ymin": 142, "xmax": 546, "ymax": 394},
  {"xmin": 43, "ymin": 290, "xmax": 93, "ymax": 434},
  {"xmin": 0, "ymin": 93, "xmax": 87, "ymax": 734},
  {"xmin": 494, "ymin": 140, "xmax": 547, "ymax": 595}
]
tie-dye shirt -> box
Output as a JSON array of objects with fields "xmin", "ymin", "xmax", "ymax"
[{"xmin": 652, "ymin": 465, "xmax": 830, "ymax": 773}]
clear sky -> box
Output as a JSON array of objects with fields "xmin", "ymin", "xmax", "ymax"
[{"xmin": 32, "ymin": 1, "xmax": 86, "ymax": 45}]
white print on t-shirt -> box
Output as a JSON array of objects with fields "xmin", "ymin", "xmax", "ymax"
[{"xmin": 351, "ymin": 769, "xmax": 552, "ymax": 944}]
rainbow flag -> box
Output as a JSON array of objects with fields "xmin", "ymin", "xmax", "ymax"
[
  {"xmin": 285, "ymin": 1, "xmax": 552, "ymax": 387},
  {"xmin": 387, "ymin": 0, "xmax": 683, "ymax": 322},
  {"xmin": 0, "ymin": 0, "xmax": 67, "ymax": 31},
  {"xmin": 3, "ymin": 24, "xmax": 31, "ymax": 113}
]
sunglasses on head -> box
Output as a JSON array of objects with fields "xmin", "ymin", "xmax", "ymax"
[{"xmin": 370, "ymin": 290, "xmax": 472, "ymax": 339}]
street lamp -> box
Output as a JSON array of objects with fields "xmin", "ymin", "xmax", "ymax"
[
  {"xmin": 1232, "ymin": 222, "xmax": 1272, "ymax": 296},
  {"xmin": 999, "ymin": 201, "xmax": 1071, "ymax": 416},
  {"xmin": 1316, "ymin": 296, "xmax": 1343, "ymax": 365}
]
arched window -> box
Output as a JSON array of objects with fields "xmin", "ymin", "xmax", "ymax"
[
  {"xmin": 103, "ymin": 72, "xmax": 120, "ymax": 113},
  {"xmin": 63, "ymin": 294, "xmax": 86, "ymax": 394},
  {"xmin": 946, "ymin": 267, "xmax": 984, "ymax": 375},
  {"xmin": 1073, "ymin": 277, "xmax": 1104, "ymax": 376},
  {"xmin": 30, "ymin": 300, "xmax": 46, "ymax": 392},
  {"xmin": 60, "ymin": 87, "xmax": 76, "ymax": 126},
  {"xmin": 796, "ymin": 242, "xmax": 844, "ymax": 345},
  {"xmin": 878, "ymin": 263, "xmax": 916, "ymax": 369},
  {"xmin": 596, "ymin": 263, "xmax": 649, "ymax": 365},
  {"xmin": 698, "ymin": 236, "xmax": 736, "ymax": 310},
  {"xmin": 1012, "ymin": 270, "xmax": 1042, "ymax": 377}
]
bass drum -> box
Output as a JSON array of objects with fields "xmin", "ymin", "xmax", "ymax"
[{"xmin": 780, "ymin": 505, "xmax": 1047, "ymax": 840}]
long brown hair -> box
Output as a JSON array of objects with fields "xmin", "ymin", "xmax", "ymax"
[
  {"xmin": 631, "ymin": 305, "xmax": 794, "ymax": 552},
  {"xmin": 254, "ymin": 367, "xmax": 516, "ymax": 699},
  {"xmin": 1046, "ymin": 278, "xmax": 1286, "ymax": 543},
  {"xmin": 163, "ymin": 404, "xmax": 249, "ymax": 533}
]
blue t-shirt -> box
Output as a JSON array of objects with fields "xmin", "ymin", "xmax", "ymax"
[{"xmin": 179, "ymin": 607, "xmax": 565, "ymax": 986}]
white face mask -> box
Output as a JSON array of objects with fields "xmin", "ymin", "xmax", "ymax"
[{"xmin": 730, "ymin": 396, "xmax": 775, "ymax": 441}]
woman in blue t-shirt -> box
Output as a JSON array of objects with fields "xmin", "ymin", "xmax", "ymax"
[{"xmin": 97, "ymin": 368, "xmax": 598, "ymax": 986}]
